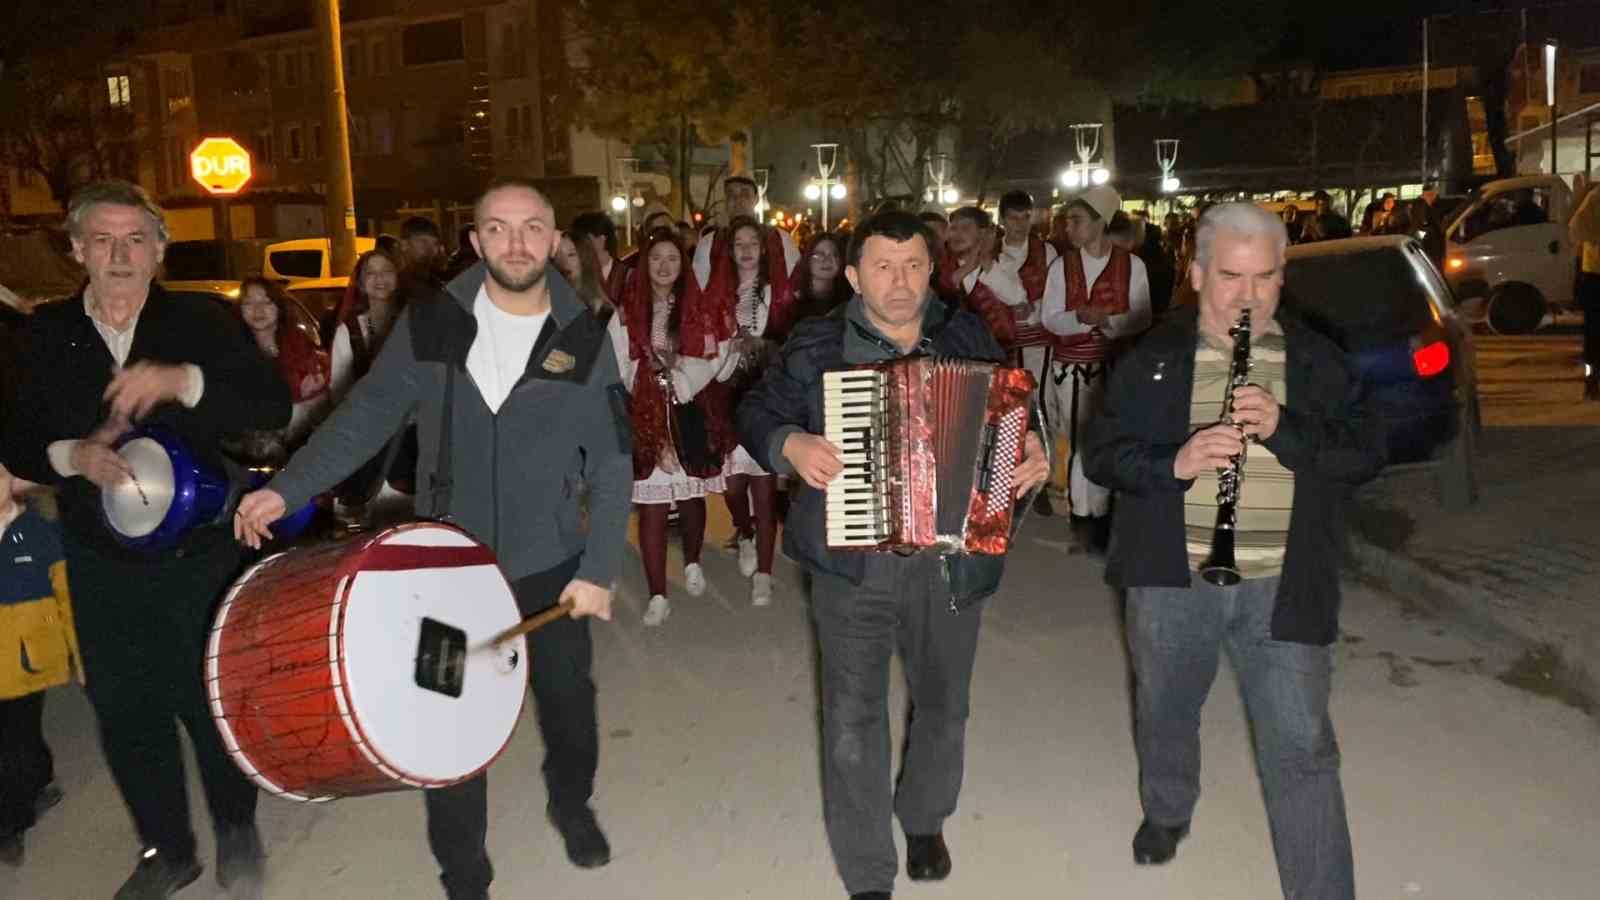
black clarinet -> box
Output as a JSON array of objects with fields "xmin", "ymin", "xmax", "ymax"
[{"xmin": 1198, "ymin": 309, "xmax": 1252, "ymax": 587}]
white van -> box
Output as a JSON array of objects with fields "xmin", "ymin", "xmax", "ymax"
[
  {"xmin": 1442, "ymin": 174, "xmax": 1574, "ymax": 334},
  {"xmin": 263, "ymin": 237, "xmax": 377, "ymax": 283}
]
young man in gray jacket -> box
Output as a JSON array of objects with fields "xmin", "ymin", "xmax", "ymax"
[{"xmin": 236, "ymin": 178, "xmax": 633, "ymax": 900}]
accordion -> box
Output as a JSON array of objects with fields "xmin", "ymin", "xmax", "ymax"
[{"xmin": 822, "ymin": 357, "xmax": 1038, "ymax": 555}]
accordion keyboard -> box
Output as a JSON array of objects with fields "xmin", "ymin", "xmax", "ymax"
[{"xmin": 822, "ymin": 369, "xmax": 889, "ymax": 546}]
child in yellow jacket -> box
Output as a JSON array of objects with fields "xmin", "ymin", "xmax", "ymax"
[{"xmin": 0, "ymin": 461, "xmax": 79, "ymax": 866}]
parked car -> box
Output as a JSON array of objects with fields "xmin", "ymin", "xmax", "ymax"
[
  {"xmin": 1442, "ymin": 174, "xmax": 1575, "ymax": 335},
  {"xmin": 263, "ymin": 237, "xmax": 376, "ymax": 283},
  {"xmin": 160, "ymin": 281, "xmax": 326, "ymax": 351},
  {"xmin": 1283, "ymin": 235, "xmax": 1479, "ymax": 508}
]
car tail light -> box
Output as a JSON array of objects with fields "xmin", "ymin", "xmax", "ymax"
[{"xmin": 1412, "ymin": 339, "xmax": 1450, "ymax": 377}]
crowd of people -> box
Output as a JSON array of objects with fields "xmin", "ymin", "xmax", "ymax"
[{"xmin": 0, "ymin": 173, "xmax": 1377, "ymax": 900}]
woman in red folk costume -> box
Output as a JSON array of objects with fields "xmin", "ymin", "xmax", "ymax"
[
  {"xmin": 235, "ymin": 277, "xmax": 331, "ymax": 462},
  {"xmin": 607, "ymin": 227, "xmax": 726, "ymax": 627},
  {"xmin": 328, "ymin": 248, "xmax": 413, "ymax": 528},
  {"xmin": 703, "ymin": 215, "xmax": 797, "ymax": 606}
]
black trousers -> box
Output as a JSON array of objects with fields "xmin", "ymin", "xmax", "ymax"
[
  {"xmin": 1578, "ymin": 272, "xmax": 1600, "ymax": 377},
  {"xmin": 0, "ymin": 691, "xmax": 52, "ymax": 836},
  {"xmin": 67, "ymin": 533, "xmax": 259, "ymax": 864},
  {"xmin": 811, "ymin": 552, "xmax": 986, "ymax": 895},
  {"xmin": 424, "ymin": 554, "xmax": 596, "ymax": 899}
]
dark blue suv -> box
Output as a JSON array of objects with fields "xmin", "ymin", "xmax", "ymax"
[{"xmin": 1283, "ymin": 235, "xmax": 1479, "ymax": 507}]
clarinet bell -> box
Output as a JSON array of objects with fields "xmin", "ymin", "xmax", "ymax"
[{"xmin": 1198, "ymin": 527, "xmax": 1242, "ymax": 587}]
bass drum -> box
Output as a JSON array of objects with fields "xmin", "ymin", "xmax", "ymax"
[{"xmin": 205, "ymin": 522, "xmax": 527, "ymax": 801}]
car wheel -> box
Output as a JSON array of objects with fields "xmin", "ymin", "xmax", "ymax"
[
  {"xmin": 1486, "ymin": 282, "xmax": 1546, "ymax": 335},
  {"xmin": 1435, "ymin": 388, "xmax": 1480, "ymax": 510}
]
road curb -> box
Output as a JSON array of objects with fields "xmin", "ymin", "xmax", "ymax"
[{"xmin": 1346, "ymin": 533, "xmax": 1599, "ymax": 714}]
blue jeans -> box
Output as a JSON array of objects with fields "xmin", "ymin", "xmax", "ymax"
[{"xmin": 1127, "ymin": 577, "xmax": 1354, "ymax": 900}]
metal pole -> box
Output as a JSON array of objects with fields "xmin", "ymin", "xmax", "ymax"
[
  {"xmin": 315, "ymin": 0, "xmax": 358, "ymax": 278},
  {"xmin": 1421, "ymin": 15, "xmax": 1430, "ymax": 182}
]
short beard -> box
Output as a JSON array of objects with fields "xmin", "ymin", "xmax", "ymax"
[{"xmin": 485, "ymin": 257, "xmax": 547, "ymax": 293}]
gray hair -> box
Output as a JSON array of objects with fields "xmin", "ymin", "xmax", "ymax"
[
  {"xmin": 1194, "ymin": 202, "xmax": 1287, "ymax": 268},
  {"xmin": 66, "ymin": 180, "xmax": 171, "ymax": 244}
]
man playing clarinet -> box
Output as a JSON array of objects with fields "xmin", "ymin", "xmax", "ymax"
[
  {"xmin": 1083, "ymin": 202, "xmax": 1382, "ymax": 900},
  {"xmin": 739, "ymin": 210, "xmax": 1049, "ymax": 900}
]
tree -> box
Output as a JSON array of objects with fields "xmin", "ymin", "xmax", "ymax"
[
  {"xmin": 0, "ymin": 4, "xmax": 140, "ymax": 211},
  {"xmin": 564, "ymin": 0, "xmax": 773, "ymax": 217}
]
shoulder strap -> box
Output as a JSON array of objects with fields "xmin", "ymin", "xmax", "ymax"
[{"xmin": 429, "ymin": 360, "xmax": 457, "ymax": 519}]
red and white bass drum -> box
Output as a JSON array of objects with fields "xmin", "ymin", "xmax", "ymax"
[{"xmin": 205, "ymin": 522, "xmax": 527, "ymax": 801}]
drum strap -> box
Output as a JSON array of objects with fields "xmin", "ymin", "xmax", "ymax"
[{"xmin": 428, "ymin": 362, "xmax": 458, "ymax": 521}]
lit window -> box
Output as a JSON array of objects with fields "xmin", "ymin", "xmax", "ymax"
[{"xmin": 107, "ymin": 75, "xmax": 131, "ymax": 108}]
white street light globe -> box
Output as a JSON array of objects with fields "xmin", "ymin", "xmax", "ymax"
[
  {"xmin": 830, "ymin": 182, "xmax": 847, "ymax": 200},
  {"xmin": 1060, "ymin": 170, "xmax": 1081, "ymax": 188},
  {"xmin": 804, "ymin": 183, "xmax": 822, "ymax": 201},
  {"xmin": 941, "ymin": 187, "xmax": 959, "ymax": 204},
  {"xmin": 1091, "ymin": 167, "xmax": 1112, "ymax": 186},
  {"xmin": 610, "ymin": 195, "xmax": 627, "ymax": 212},
  {"xmin": 1162, "ymin": 176, "xmax": 1182, "ymax": 193},
  {"xmin": 632, "ymin": 195, "xmax": 646, "ymax": 208}
]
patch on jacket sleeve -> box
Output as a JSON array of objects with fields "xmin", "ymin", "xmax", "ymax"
[{"xmin": 606, "ymin": 384, "xmax": 633, "ymax": 453}]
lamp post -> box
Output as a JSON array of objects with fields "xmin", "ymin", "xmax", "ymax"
[
  {"xmin": 1546, "ymin": 38, "xmax": 1559, "ymax": 175},
  {"xmin": 1156, "ymin": 138, "xmax": 1181, "ymax": 214},
  {"xmin": 810, "ymin": 143, "xmax": 844, "ymax": 230},
  {"xmin": 1059, "ymin": 123, "xmax": 1110, "ymax": 191},
  {"xmin": 754, "ymin": 167, "xmax": 771, "ymax": 219},
  {"xmin": 616, "ymin": 156, "xmax": 639, "ymax": 241},
  {"xmin": 925, "ymin": 153, "xmax": 959, "ymax": 207}
]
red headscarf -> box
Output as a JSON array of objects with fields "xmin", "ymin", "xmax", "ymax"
[
  {"xmin": 618, "ymin": 230, "xmax": 723, "ymax": 479},
  {"xmin": 702, "ymin": 217, "xmax": 797, "ymax": 343}
]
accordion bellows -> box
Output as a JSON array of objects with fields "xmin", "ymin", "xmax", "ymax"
[{"xmin": 823, "ymin": 357, "xmax": 1035, "ymax": 555}]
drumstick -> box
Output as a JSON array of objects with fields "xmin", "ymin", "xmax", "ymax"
[{"xmin": 486, "ymin": 600, "xmax": 575, "ymax": 647}]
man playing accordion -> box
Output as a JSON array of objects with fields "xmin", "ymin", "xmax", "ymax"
[{"xmin": 738, "ymin": 211, "xmax": 1048, "ymax": 900}]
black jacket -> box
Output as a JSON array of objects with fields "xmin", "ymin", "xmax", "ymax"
[
  {"xmin": 1082, "ymin": 304, "xmax": 1384, "ymax": 645},
  {"xmin": 738, "ymin": 297, "xmax": 1017, "ymax": 606},
  {"xmin": 1, "ymin": 284, "xmax": 291, "ymax": 560}
]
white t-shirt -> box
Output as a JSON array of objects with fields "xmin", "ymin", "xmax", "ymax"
[{"xmin": 466, "ymin": 285, "xmax": 549, "ymax": 414}]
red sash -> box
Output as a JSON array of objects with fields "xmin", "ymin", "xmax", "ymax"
[{"xmin": 1053, "ymin": 246, "xmax": 1132, "ymax": 364}]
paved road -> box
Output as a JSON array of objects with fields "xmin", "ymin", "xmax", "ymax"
[
  {"xmin": 4, "ymin": 511, "xmax": 1598, "ymax": 900},
  {"xmin": 1472, "ymin": 331, "xmax": 1600, "ymax": 427}
]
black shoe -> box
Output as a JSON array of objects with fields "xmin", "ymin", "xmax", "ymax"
[
  {"xmin": 0, "ymin": 832, "xmax": 22, "ymax": 868},
  {"xmin": 547, "ymin": 802, "xmax": 611, "ymax": 869},
  {"xmin": 114, "ymin": 849, "xmax": 203, "ymax": 900},
  {"xmin": 1032, "ymin": 492, "xmax": 1054, "ymax": 517},
  {"xmin": 905, "ymin": 832, "xmax": 951, "ymax": 881},
  {"xmin": 1132, "ymin": 820, "xmax": 1189, "ymax": 865},
  {"xmin": 217, "ymin": 824, "xmax": 265, "ymax": 899},
  {"xmin": 851, "ymin": 893, "xmax": 891, "ymax": 899}
]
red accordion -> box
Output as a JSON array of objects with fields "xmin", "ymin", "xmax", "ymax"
[{"xmin": 823, "ymin": 357, "xmax": 1037, "ymax": 555}]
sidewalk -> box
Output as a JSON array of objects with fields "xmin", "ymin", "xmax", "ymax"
[{"xmin": 1346, "ymin": 425, "xmax": 1600, "ymax": 713}]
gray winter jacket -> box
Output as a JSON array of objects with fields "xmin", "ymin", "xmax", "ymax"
[{"xmin": 268, "ymin": 263, "xmax": 634, "ymax": 586}]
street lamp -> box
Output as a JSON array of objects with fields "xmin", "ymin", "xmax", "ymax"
[
  {"xmin": 616, "ymin": 156, "xmax": 639, "ymax": 240},
  {"xmin": 754, "ymin": 167, "xmax": 771, "ymax": 218},
  {"xmin": 1156, "ymin": 138, "xmax": 1181, "ymax": 211},
  {"xmin": 804, "ymin": 183, "xmax": 822, "ymax": 201},
  {"xmin": 610, "ymin": 195, "xmax": 627, "ymax": 213},
  {"xmin": 927, "ymin": 153, "xmax": 957, "ymax": 208},
  {"xmin": 1545, "ymin": 38, "xmax": 1559, "ymax": 175},
  {"xmin": 811, "ymin": 143, "xmax": 842, "ymax": 230},
  {"xmin": 1064, "ymin": 123, "xmax": 1111, "ymax": 193}
]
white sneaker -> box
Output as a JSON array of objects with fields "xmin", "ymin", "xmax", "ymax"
[
  {"xmin": 684, "ymin": 563, "xmax": 706, "ymax": 597},
  {"xmin": 642, "ymin": 594, "xmax": 670, "ymax": 627},
  {"xmin": 738, "ymin": 537, "xmax": 758, "ymax": 577},
  {"xmin": 751, "ymin": 573, "xmax": 772, "ymax": 607}
]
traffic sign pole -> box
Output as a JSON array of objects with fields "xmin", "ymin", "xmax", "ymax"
[{"xmin": 316, "ymin": 0, "xmax": 359, "ymax": 280}]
